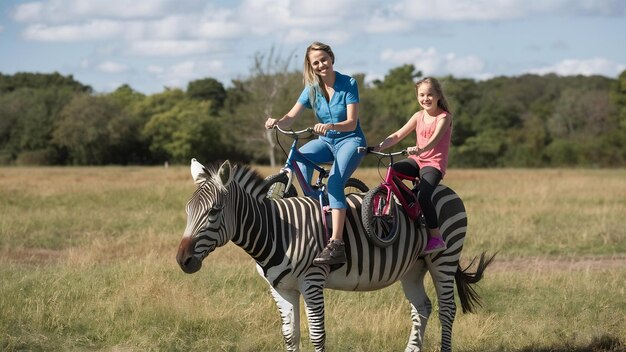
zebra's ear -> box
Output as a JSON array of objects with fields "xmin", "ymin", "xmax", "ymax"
[
  {"xmin": 191, "ymin": 158, "xmax": 208, "ymax": 185},
  {"xmin": 217, "ymin": 160, "xmax": 234, "ymax": 187}
]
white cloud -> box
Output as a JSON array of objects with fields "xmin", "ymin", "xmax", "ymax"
[
  {"xmin": 400, "ymin": 0, "xmax": 626, "ymax": 21},
  {"xmin": 365, "ymin": 17, "xmax": 413, "ymax": 34},
  {"xmin": 128, "ymin": 40, "xmax": 214, "ymax": 56},
  {"xmin": 13, "ymin": 0, "xmax": 182, "ymax": 23},
  {"xmin": 195, "ymin": 20, "xmax": 245, "ymax": 40},
  {"xmin": 0, "ymin": 24, "xmax": 4, "ymax": 32},
  {"xmin": 380, "ymin": 47, "xmax": 486, "ymax": 78},
  {"xmin": 6, "ymin": 0, "xmax": 625, "ymax": 95},
  {"xmin": 146, "ymin": 65, "xmax": 165, "ymax": 74},
  {"xmin": 528, "ymin": 57, "xmax": 626, "ymax": 77},
  {"xmin": 12, "ymin": 2, "xmax": 45, "ymax": 22},
  {"xmin": 443, "ymin": 53, "xmax": 486, "ymax": 76},
  {"xmin": 22, "ymin": 21, "xmax": 123, "ymax": 41},
  {"xmin": 402, "ymin": 0, "xmax": 525, "ymax": 21},
  {"xmin": 97, "ymin": 61, "xmax": 128, "ymax": 73},
  {"xmin": 237, "ymin": 0, "xmax": 366, "ymax": 40},
  {"xmin": 289, "ymin": 0, "xmax": 362, "ymax": 18},
  {"xmin": 147, "ymin": 59, "xmax": 225, "ymax": 89},
  {"xmin": 237, "ymin": 0, "xmax": 291, "ymax": 35}
]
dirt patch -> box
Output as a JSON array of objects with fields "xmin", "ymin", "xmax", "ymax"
[
  {"xmin": 0, "ymin": 248, "xmax": 66, "ymax": 265},
  {"xmin": 483, "ymin": 256, "xmax": 626, "ymax": 273},
  {"xmin": 3, "ymin": 247, "xmax": 626, "ymax": 273}
]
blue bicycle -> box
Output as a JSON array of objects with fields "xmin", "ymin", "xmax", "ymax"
[{"xmin": 263, "ymin": 126, "xmax": 369, "ymax": 202}]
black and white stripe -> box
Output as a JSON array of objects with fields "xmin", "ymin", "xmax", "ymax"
[{"xmin": 177, "ymin": 160, "xmax": 494, "ymax": 352}]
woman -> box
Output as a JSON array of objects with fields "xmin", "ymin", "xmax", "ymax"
[{"xmin": 265, "ymin": 42, "xmax": 366, "ymax": 265}]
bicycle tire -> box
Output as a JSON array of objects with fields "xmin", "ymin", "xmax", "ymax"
[
  {"xmin": 345, "ymin": 177, "xmax": 369, "ymax": 195},
  {"xmin": 361, "ymin": 184, "xmax": 400, "ymax": 247},
  {"xmin": 263, "ymin": 173, "xmax": 298, "ymax": 200}
]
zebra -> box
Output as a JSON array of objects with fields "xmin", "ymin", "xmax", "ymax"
[{"xmin": 176, "ymin": 159, "xmax": 494, "ymax": 352}]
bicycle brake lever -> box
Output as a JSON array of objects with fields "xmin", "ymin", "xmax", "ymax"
[{"xmin": 357, "ymin": 146, "xmax": 376, "ymax": 153}]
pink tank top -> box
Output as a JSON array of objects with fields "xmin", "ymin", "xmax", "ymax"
[{"xmin": 410, "ymin": 110, "xmax": 452, "ymax": 176}]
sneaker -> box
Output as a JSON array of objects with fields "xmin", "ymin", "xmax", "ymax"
[
  {"xmin": 423, "ymin": 236, "xmax": 446, "ymax": 254},
  {"xmin": 313, "ymin": 240, "xmax": 346, "ymax": 265}
]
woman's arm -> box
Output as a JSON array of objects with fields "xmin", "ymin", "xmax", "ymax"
[
  {"xmin": 376, "ymin": 112, "xmax": 419, "ymax": 151},
  {"xmin": 265, "ymin": 102, "xmax": 305, "ymax": 129},
  {"xmin": 314, "ymin": 102, "xmax": 359, "ymax": 135}
]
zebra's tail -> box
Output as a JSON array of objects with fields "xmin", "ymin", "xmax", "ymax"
[{"xmin": 455, "ymin": 252, "xmax": 496, "ymax": 314}]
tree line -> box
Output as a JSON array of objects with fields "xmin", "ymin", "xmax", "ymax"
[{"xmin": 1, "ymin": 59, "xmax": 625, "ymax": 168}]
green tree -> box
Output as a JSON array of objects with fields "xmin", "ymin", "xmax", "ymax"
[
  {"xmin": 441, "ymin": 77, "xmax": 479, "ymax": 147},
  {"xmin": 0, "ymin": 72, "xmax": 91, "ymax": 94},
  {"xmin": 0, "ymin": 89, "xmax": 48, "ymax": 164},
  {"xmin": 105, "ymin": 85, "xmax": 151, "ymax": 164},
  {"xmin": 142, "ymin": 96, "xmax": 223, "ymax": 164},
  {"xmin": 187, "ymin": 78, "xmax": 227, "ymax": 114},
  {"xmin": 52, "ymin": 94, "xmax": 121, "ymax": 164},
  {"xmin": 454, "ymin": 129, "xmax": 506, "ymax": 167}
]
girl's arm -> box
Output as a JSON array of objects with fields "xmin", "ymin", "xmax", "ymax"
[
  {"xmin": 408, "ymin": 113, "xmax": 452, "ymax": 155},
  {"xmin": 376, "ymin": 112, "xmax": 419, "ymax": 151},
  {"xmin": 265, "ymin": 103, "xmax": 305, "ymax": 129}
]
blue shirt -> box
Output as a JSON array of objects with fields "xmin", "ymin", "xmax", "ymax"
[{"xmin": 297, "ymin": 71, "xmax": 364, "ymax": 141}]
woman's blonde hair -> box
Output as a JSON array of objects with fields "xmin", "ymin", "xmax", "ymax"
[
  {"xmin": 415, "ymin": 77, "xmax": 451, "ymax": 113},
  {"xmin": 302, "ymin": 42, "xmax": 335, "ymax": 87}
]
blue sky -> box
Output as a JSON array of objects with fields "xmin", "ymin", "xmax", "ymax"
[{"xmin": 1, "ymin": 0, "xmax": 625, "ymax": 94}]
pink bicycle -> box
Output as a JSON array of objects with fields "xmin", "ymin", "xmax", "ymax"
[{"xmin": 358, "ymin": 147, "xmax": 424, "ymax": 247}]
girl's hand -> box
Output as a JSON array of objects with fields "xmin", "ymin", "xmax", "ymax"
[
  {"xmin": 406, "ymin": 146, "xmax": 421, "ymax": 155},
  {"xmin": 265, "ymin": 118, "xmax": 278, "ymax": 129},
  {"xmin": 313, "ymin": 123, "xmax": 333, "ymax": 135}
]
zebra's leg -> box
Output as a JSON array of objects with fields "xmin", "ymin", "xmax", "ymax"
[
  {"xmin": 400, "ymin": 259, "xmax": 431, "ymax": 352},
  {"xmin": 269, "ymin": 286, "xmax": 302, "ymax": 352},
  {"xmin": 300, "ymin": 275, "xmax": 328, "ymax": 352},
  {"xmin": 427, "ymin": 257, "xmax": 458, "ymax": 352}
]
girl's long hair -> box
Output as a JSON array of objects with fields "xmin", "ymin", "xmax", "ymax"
[{"xmin": 415, "ymin": 77, "xmax": 451, "ymax": 113}]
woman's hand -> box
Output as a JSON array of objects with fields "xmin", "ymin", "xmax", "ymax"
[
  {"xmin": 265, "ymin": 118, "xmax": 278, "ymax": 129},
  {"xmin": 406, "ymin": 146, "xmax": 422, "ymax": 155},
  {"xmin": 313, "ymin": 123, "xmax": 334, "ymax": 135}
]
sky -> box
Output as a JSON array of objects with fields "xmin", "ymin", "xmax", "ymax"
[{"xmin": 1, "ymin": 0, "xmax": 625, "ymax": 95}]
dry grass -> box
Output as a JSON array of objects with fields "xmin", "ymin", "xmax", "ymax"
[{"xmin": 0, "ymin": 165, "xmax": 625, "ymax": 351}]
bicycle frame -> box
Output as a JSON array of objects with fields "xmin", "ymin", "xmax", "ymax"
[
  {"xmin": 273, "ymin": 126, "xmax": 331, "ymax": 208},
  {"xmin": 367, "ymin": 149, "xmax": 422, "ymax": 221}
]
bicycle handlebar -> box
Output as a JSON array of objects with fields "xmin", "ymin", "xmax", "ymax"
[
  {"xmin": 357, "ymin": 146, "xmax": 407, "ymax": 157},
  {"xmin": 273, "ymin": 125, "xmax": 315, "ymax": 137}
]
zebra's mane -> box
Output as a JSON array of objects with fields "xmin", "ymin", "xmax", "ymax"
[{"xmin": 206, "ymin": 162, "xmax": 267, "ymax": 199}]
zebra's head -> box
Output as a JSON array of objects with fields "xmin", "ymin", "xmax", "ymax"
[{"xmin": 176, "ymin": 158, "xmax": 234, "ymax": 274}]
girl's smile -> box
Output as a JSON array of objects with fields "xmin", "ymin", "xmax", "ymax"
[{"xmin": 417, "ymin": 83, "xmax": 440, "ymax": 114}]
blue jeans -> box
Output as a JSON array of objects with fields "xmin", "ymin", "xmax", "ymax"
[{"xmin": 297, "ymin": 136, "xmax": 366, "ymax": 209}]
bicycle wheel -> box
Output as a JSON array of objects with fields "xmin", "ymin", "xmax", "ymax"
[
  {"xmin": 345, "ymin": 177, "xmax": 369, "ymax": 195},
  {"xmin": 263, "ymin": 173, "xmax": 298, "ymax": 200},
  {"xmin": 361, "ymin": 184, "xmax": 400, "ymax": 247}
]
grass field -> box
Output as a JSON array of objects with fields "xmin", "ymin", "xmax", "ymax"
[{"xmin": 1, "ymin": 165, "xmax": 625, "ymax": 351}]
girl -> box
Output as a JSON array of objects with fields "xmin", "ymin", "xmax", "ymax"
[
  {"xmin": 375, "ymin": 77, "xmax": 452, "ymax": 254},
  {"xmin": 265, "ymin": 42, "xmax": 366, "ymax": 265}
]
